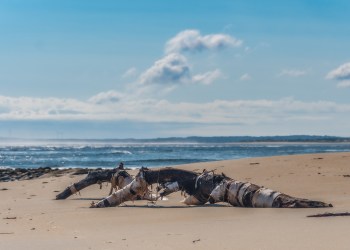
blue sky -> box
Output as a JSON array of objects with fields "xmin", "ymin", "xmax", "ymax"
[{"xmin": 0, "ymin": 0, "xmax": 350, "ymax": 138}]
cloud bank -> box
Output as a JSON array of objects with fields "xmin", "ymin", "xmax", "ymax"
[{"xmin": 1, "ymin": 94, "xmax": 349, "ymax": 126}]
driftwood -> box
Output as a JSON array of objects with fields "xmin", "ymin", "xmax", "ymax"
[
  {"xmin": 108, "ymin": 171, "xmax": 133, "ymax": 195},
  {"xmin": 157, "ymin": 170, "xmax": 229, "ymax": 205},
  {"xmin": 56, "ymin": 167, "xmax": 156, "ymax": 201},
  {"xmin": 91, "ymin": 167, "xmax": 229, "ymax": 207},
  {"xmin": 145, "ymin": 167, "xmax": 199, "ymax": 202},
  {"xmin": 56, "ymin": 168, "xmax": 119, "ymax": 200},
  {"xmin": 136, "ymin": 167, "xmax": 228, "ymax": 205},
  {"xmin": 209, "ymin": 179, "xmax": 333, "ymax": 208},
  {"xmin": 92, "ymin": 167, "xmax": 332, "ymax": 209},
  {"xmin": 307, "ymin": 212, "xmax": 350, "ymax": 217},
  {"xmin": 90, "ymin": 170, "xmax": 149, "ymax": 208}
]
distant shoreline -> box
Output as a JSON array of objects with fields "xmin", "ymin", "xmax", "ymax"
[{"xmin": 1, "ymin": 135, "xmax": 350, "ymax": 144}]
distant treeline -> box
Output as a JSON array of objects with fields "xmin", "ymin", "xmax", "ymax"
[
  {"xmin": 111, "ymin": 135, "xmax": 349, "ymax": 143},
  {"xmin": 2, "ymin": 135, "xmax": 349, "ymax": 143}
]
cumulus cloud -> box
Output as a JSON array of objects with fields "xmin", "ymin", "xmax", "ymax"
[
  {"xmin": 192, "ymin": 69, "xmax": 222, "ymax": 85},
  {"xmin": 277, "ymin": 69, "xmax": 307, "ymax": 77},
  {"xmin": 138, "ymin": 29, "xmax": 242, "ymax": 87},
  {"xmin": 239, "ymin": 73, "xmax": 252, "ymax": 81},
  {"xmin": 139, "ymin": 53, "xmax": 191, "ymax": 85},
  {"xmin": 165, "ymin": 29, "xmax": 242, "ymax": 54}
]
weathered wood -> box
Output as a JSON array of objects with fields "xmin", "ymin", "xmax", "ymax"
[
  {"xmin": 56, "ymin": 167, "xmax": 157, "ymax": 201},
  {"xmin": 109, "ymin": 171, "xmax": 133, "ymax": 195},
  {"xmin": 142, "ymin": 167, "xmax": 199, "ymax": 185},
  {"xmin": 89, "ymin": 167, "xmax": 332, "ymax": 208},
  {"xmin": 3, "ymin": 217, "xmax": 17, "ymax": 220},
  {"xmin": 143, "ymin": 168, "xmax": 229, "ymax": 205},
  {"xmin": 90, "ymin": 171, "xmax": 148, "ymax": 208},
  {"xmin": 55, "ymin": 169, "xmax": 118, "ymax": 200},
  {"xmin": 209, "ymin": 179, "xmax": 333, "ymax": 208},
  {"xmin": 273, "ymin": 194, "xmax": 332, "ymax": 208},
  {"xmin": 307, "ymin": 212, "xmax": 350, "ymax": 217},
  {"xmin": 90, "ymin": 168, "xmax": 198, "ymax": 208}
]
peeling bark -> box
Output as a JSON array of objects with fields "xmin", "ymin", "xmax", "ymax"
[
  {"xmin": 56, "ymin": 168, "xmax": 156, "ymax": 201},
  {"xmin": 88, "ymin": 167, "xmax": 332, "ymax": 209},
  {"xmin": 109, "ymin": 171, "xmax": 133, "ymax": 195},
  {"xmin": 90, "ymin": 171, "xmax": 149, "ymax": 208},
  {"xmin": 209, "ymin": 180, "xmax": 333, "ymax": 208}
]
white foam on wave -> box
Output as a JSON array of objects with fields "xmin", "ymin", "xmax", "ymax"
[
  {"xmin": 0, "ymin": 166, "xmax": 15, "ymax": 170},
  {"xmin": 111, "ymin": 150, "xmax": 132, "ymax": 155}
]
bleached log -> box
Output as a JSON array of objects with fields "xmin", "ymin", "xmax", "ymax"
[
  {"xmin": 109, "ymin": 171, "xmax": 157, "ymax": 201},
  {"xmin": 158, "ymin": 181, "xmax": 180, "ymax": 197},
  {"xmin": 252, "ymin": 188, "xmax": 281, "ymax": 208},
  {"xmin": 90, "ymin": 171, "xmax": 149, "ymax": 208},
  {"xmin": 181, "ymin": 195, "xmax": 202, "ymax": 205},
  {"xmin": 56, "ymin": 167, "xmax": 157, "ymax": 202},
  {"xmin": 109, "ymin": 171, "xmax": 133, "ymax": 195},
  {"xmin": 209, "ymin": 180, "xmax": 332, "ymax": 208},
  {"xmin": 90, "ymin": 167, "xmax": 210, "ymax": 208}
]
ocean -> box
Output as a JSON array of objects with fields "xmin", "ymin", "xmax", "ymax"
[{"xmin": 1, "ymin": 140, "xmax": 350, "ymax": 169}]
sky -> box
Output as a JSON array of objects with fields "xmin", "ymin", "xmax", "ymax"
[{"xmin": 0, "ymin": 0, "xmax": 350, "ymax": 139}]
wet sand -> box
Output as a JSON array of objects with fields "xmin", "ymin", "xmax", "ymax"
[{"xmin": 1, "ymin": 152, "xmax": 350, "ymax": 249}]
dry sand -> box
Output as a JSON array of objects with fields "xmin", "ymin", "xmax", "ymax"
[{"xmin": 1, "ymin": 152, "xmax": 350, "ymax": 250}]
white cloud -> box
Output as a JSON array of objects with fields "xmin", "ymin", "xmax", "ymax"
[
  {"xmin": 1, "ymin": 94, "xmax": 350, "ymax": 128},
  {"xmin": 239, "ymin": 73, "xmax": 252, "ymax": 81},
  {"xmin": 138, "ymin": 29, "xmax": 240, "ymax": 87},
  {"xmin": 139, "ymin": 54, "xmax": 222, "ymax": 86},
  {"xmin": 192, "ymin": 69, "xmax": 222, "ymax": 85},
  {"xmin": 122, "ymin": 67, "xmax": 137, "ymax": 78},
  {"xmin": 277, "ymin": 69, "xmax": 307, "ymax": 77},
  {"xmin": 165, "ymin": 29, "xmax": 242, "ymax": 54},
  {"xmin": 0, "ymin": 95, "xmax": 93, "ymax": 120},
  {"xmin": 327, "ymin": 62, "xmax": 350, "ymax": 81},
  {"xmin": 139, "ymin": 53, "xmax": 190, "ymax": 85},
  {"xmin": 88, "ymin": 90, "xmax": 124, "ymax": 104}
]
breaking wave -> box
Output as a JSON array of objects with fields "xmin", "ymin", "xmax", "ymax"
[{"xmin": 1, "ymin": 142, "xmax": 350, "ymax": 169}]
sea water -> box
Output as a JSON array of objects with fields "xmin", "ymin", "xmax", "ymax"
[{"xmin": 1, "ymin": 141, "xmax": 350, "ymax": 169}]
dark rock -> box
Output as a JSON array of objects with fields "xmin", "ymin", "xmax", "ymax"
[{"xmin": 0, "ymin": 175, "xmax": 11, "ymax": 182}]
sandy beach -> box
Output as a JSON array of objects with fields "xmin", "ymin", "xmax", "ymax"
[{"xmin": 1, "ymin": 152, "xmax": 350, "ymax": 250}]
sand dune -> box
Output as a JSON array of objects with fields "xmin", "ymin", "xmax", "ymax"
[{"xmin": 1, "ymin": 152, "xmax": 350, "ymax": 249}]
